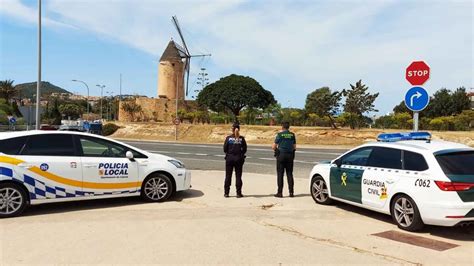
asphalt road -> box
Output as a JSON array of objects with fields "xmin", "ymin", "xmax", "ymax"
[{"xmin": 122, "ymin": 140, "xmax": 348, "ymax": 178}]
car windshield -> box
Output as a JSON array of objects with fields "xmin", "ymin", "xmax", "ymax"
[{"xmin": 435, "ymin": 151, "xmax": 474, "ymax": 175}]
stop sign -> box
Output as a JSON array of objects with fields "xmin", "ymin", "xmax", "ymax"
[{"xmin": 406, "ymin": 61, "xmax": 430, "ymax": 86}]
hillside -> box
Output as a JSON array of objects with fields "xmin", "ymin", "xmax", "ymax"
[{"xmin": 15, "ymin": 81, "xmax": 71, "ymax": 98}]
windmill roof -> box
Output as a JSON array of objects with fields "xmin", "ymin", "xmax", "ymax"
[{"xmin": 160, "ymin": 40, "xmax": 184, "ymax": 61}]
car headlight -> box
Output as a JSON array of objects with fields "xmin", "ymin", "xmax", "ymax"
[{"xmin": 168, "ymin": 159, "xmax": 185, "ymax": 168}]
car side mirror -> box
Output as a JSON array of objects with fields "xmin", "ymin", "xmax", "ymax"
[
  {"xmin": 126, "ymin": 151, "xmax": 135, "ymax": 161},
  {"xmin": 334, "ymin": 159, "xmax": 342, "ymax": 168}
]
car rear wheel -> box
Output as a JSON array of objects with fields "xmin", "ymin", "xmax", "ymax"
[
  {"xmin": 391, "ymin": 194, "xmax": 424, "ymax": 232},
  {"xmin": 311, "ymin": 176, "xmax": 333, "ymax": 205},
  {"xmin": 0, "ymin": 183, "xmax": 27, "ymax": 218},
  {"xmin": 141, "ymin": 174, "xmax": 173, "ymax": 202}
]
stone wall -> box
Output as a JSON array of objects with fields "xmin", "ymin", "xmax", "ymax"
[{"xmin": 118, "ymin": 97, "xmax": 196, "ymax": 123}]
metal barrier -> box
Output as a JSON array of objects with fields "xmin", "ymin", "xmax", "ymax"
[{"xmin": 0, "ymin": 125, "xmax": 30, "ymax": 132}]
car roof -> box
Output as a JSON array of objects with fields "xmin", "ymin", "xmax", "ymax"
[
  {"xmin": 360, "ymin": 140, "xmax": 473, "ymax": 154},
  {"xmin": 0, "ymin": 130, "xmax": 107, "ymax": 140}
]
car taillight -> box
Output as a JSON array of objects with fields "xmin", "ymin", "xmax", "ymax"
[{"xmin": 435, "ymin": 181, "xmax": 474, "ymax": 191}]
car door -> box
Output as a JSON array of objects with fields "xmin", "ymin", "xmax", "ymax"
[
  {"xmin": 76, "ymin": 135, "xmax": 140, "ymax": 196},
  {"xmin": 363, "ymin": 147, "xmax": 403, "ymax": 209},
  {"xmin": 15, "ymin": 134, "xmax": 84, "ymax": 199},
  {"xmin": 330, "ymin": 147, "xmax": 374, "ymax": 204}
]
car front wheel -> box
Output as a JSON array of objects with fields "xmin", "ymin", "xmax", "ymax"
[
  {"xmin": 391, "ymin": 194, "xmax": 424, "ymax": 232},
  {"xmin": 310, "ymin": 176, "xmax": 333, "ymax": 205},
  {"xmin": 0, "ymin": 183, "xmax": 28, "ymax": 218},
  {"xmin": 141, "ymin": 174, "xmax": 173, "ymax": 202}
]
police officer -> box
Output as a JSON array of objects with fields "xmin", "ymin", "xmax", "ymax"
[
  {"xmin": 223, "ymin": 122, "xmax": 247, "ymax": 198},
  {"xmin": 272, "ymin": 122, "xmax": 296, "ymax": 198}
]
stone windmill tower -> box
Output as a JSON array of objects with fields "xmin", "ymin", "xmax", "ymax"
[
  {"xmin": 157, "ymin": 40, "xmax": 185, "ymax": 100},
  {"xmin": 157, "ymin": 16, "xmax": 211, "ymax": 100}
]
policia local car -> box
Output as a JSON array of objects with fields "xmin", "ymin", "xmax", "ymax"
[
  {"xmin": 309, "ymin": 132, "xmax": 474, "ymax": 231},
  {"xmin": 0, "ymin": 131, "xmax": 191, "ymax": 217}
]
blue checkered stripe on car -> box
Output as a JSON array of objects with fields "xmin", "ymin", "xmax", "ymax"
[{"xmin": 0, "ymin": 166, "xmax": 139, "ymax": 200}]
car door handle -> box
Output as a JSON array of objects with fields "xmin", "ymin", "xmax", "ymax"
[
  {"xmin": 18, "ymin": 163, "xmax": 34, "ymax": 169},
  {"xmin": 83, "ymin": 164, "xmax": 97, "ymax": 168}
]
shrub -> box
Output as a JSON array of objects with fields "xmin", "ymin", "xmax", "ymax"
[
  {"xmin": 429, "ymin": 117, "xmax": 454, "ymax": 131},
  {"xmin": 103, "ymin": 123, "xmax": 120, "ymax": 136}
]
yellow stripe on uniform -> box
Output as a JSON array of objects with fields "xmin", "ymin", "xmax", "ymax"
[{"xmin": 0, "ymin": 155, "xmax": 141, "ymax": 189}]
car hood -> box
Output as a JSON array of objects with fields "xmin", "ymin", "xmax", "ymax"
[{"xmin": 144, "ymin": 151, "xmax": 176, "ymax": 162}]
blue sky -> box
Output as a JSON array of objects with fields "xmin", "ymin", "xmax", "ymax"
[{"xmin": 0, "ymin": 0, "xmax": 472, "ymax": 114}]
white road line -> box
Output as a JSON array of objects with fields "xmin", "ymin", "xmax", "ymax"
[
  {"xmin": 146, "ymin": 150, "xmax": 171, "ymax": 154},
  {"xmin": 294, "ymin": 160, "xmax": 315, "ymax": 164},
  {"xmin": 125, "ymin": 141, "xmax": 344, "ymax": 155},
  {"xmin": 258, "ymin": 158, "xmax": 274, "ymax": 161},
  {"xmin": 177, "ymin": 152, "xmax": 192, "ymax": 155},
  {"xmin": 195, "ymin": 153, "xmax": 208, "ymax": 156},
  {"xmin": 214, "ymin": 155, "xmax": 225, "ymax": 157},
  {"xmin": 172, "ymin": 157, "xmax": 269, "ymax": 166}
]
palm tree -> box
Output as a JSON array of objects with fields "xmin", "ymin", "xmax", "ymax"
[{"xmin": 0, "ymin": 80, "xmax": 17, "ymax": 102}]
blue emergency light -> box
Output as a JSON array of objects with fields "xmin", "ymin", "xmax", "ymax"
[{"xmin": 377, "ymin": 132, "xmax": 431, "ymax": 142}]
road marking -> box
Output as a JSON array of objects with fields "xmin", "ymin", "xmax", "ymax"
[
  {"xmin": 147, "ymin": 150, "xmax": 322, "ymax": 165},
  {"xmin": 173, "ymin": 157, "xmax": 269, "ymax": 166},
  {"xmin": 146, "ymin": 150, "xmax": 171, "ymax": 154},
  {"xmin": 124, "ymin": 141, "xmax": 345, "ymax": 155}
]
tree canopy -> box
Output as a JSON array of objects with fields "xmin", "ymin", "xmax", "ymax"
[
  {"xmin": 305, "ymin": 87, "xmax": 341, "ymax": 129},
  {"xmin": 342, "ymin": 80, "xmax": 379, "ymax": 129},
  {"xmin": 197, "ymin": 74, "xmax": 276, "ymax": 118},
  {"xmin": 59, "ymin": 103, "xmax": 83, "ymax": 119},
  {"xmin": 0, "ymin": 80, "xmax": 17, "ymax": 102}
]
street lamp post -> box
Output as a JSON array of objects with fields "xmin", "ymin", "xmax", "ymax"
[
  {"xmin": 72, "ymin": 79, "xmax": 90, "ymax": 117},
  {"xmin": 106, "ymin": 91, "xmax": 113, "ymax": 121},
  {"xmin": 96, "ymin": 84, "xmax": 105, "ymax": 120},
  {"xmin": 35, "ymin": 0, "xmax": 42, "ymax": 130}
]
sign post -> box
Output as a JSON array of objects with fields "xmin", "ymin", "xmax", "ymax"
[
  {"xmin": 174, "ymin": 118, "xmax": 180, "ymax": 141},
  {"xmin": 8, "ymin": 116, "xmax": 16, "ymax": 131},
  {"xmin": 404, "ymin": 87, "xmax": 429, "ymax": 131},
  {"xmin": 405, "ymin": 61, "xmax": 430, "ymax": 131}
]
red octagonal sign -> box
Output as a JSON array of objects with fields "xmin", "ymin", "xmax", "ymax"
[{"xmin": 406, "ymin": 61, "xmax": 430, "ymax": 86}]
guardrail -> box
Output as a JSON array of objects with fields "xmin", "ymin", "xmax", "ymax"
[{"xmin": 0, "ymin": 125, "xmax": 30, "ymax": 132}]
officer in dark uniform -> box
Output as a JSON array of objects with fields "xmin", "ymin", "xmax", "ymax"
[
  {"xmin": 272, "ymin": 122, "xmax": 296, "ymax": 198},
  {"xmin": 223, "ymin": 122, "xmax": 247, "ymax": 198}
]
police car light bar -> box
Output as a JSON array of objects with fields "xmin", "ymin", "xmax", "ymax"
[{"xmin": 377, "ymin": 132, "xmax": 432, "ymax": 142}]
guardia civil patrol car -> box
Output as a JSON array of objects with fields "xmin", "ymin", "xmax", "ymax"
[
  {"xmin": 309, "ymin": 132, "xmax": 474, "ymax": 231},
  {"xmin": 0, "ymin": 131, "xmax": 191, "ymax": 217}
]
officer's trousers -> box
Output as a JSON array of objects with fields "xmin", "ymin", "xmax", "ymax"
[
  {"xmin": 276, "ymin": 152, "xmax": 294, "ymax": 194},
  {"xmin": 224, "ymin": 156, "xmax": 244, "ymax": 194}
]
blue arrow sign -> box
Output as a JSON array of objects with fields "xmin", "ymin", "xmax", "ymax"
[
  {"xmin": 404, "ymin": 86, "xmax": 429, "ymax": 112},
  {"xmin": 8, "ymin": 117, "xmax": 16, "ymax": 124}
]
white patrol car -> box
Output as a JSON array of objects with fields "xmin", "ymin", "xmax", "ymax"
[
  {"xmin": 0, "ymin": 130, "xmax": 191, "ymax": 217},
  {"xmin": 309, "ymin": 132, "xmax": 474, "ymax": 231}
]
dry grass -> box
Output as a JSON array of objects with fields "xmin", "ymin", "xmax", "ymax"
[{"xmin": 111, "ymin": 122, "xmax": 474, "ymax": 147}]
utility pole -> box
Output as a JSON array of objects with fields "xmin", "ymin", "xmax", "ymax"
[
  {"xmin": 119, "ymin": 73, "xmax": 122, "ymax": 100},
  {"xmin": 35, "ymin": 0, "xmax": 42, "ymax": 129},
  {"xmin": 175, "ymin": 72, "xmax": 179, "ymax": 141},
  {"xmin": 96, "ymin": 84, "xmax": 105, "ymax": 120}
]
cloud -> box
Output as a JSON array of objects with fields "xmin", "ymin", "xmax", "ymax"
[
  {"xmin": 0, "ymin": 0, "xmax": 74, "ymax": 28},
  {"xmin": 2, "ymin": 0, "xmax": 472, "ymax": 112}
]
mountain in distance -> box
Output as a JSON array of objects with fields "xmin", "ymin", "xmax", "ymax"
[{"xmin": 15, "ymin": 81, "xmax": 71, "ymax": 98}]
